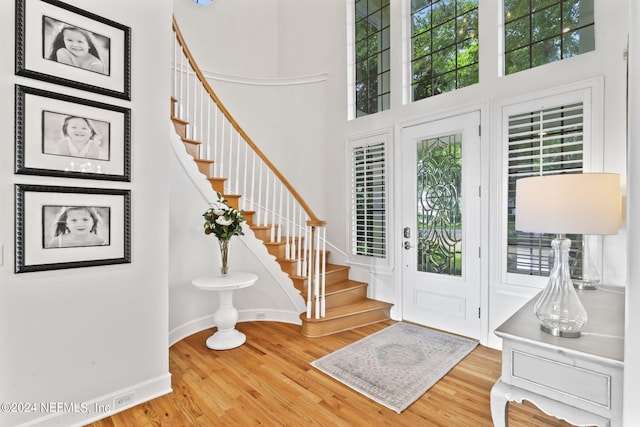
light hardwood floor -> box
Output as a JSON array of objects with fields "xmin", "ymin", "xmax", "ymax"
[{"xmin": 88, "ymin": 320, "xmax": 573, "ymax": 426}]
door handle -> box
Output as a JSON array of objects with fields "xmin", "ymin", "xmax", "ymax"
[{"xmin": 404, "ymin": 241, "xmax": 414, "ymax": 250}]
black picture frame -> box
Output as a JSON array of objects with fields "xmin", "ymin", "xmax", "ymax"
[
  {"xmin": 15, "ymin": 184, "xmax": 131, "ymax": 273},
  {"xmin": 16, "ymin": 0, "xmax": 131, "ymax": 100},
  {"xmin": 15, "ymin": 85, "xmax": 131, "ymax": 181}
]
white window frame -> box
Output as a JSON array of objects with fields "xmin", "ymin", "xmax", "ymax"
[
  {"xmin": 347, "ymin": 0, "xmax": 357, "ymax": 120},
  {"xmin": 408, "ymin": 0, "xmax": 480, "ymax": 102},
  {"xmin": 347, "ymin": 0, "xmax": 391, "ymax": 120},
  {"xmin": 499, "ymin": 0, "xmax": 596, "ymax": 76},
  {"xmin": 346, "ymin": 129, "xmax": 393, "ymax": 272},
  {"xmin": 499, "ymin": 79, "xmax": 604, "ymax": 288}
]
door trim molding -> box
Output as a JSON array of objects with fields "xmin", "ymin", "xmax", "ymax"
[{"xmin": 393, "ymin": 103, "xmax": 490, "ymax": 344}]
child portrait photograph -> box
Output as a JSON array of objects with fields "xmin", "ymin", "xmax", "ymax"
[
  {"xmin": 42, "ymin": 15, "xmax": 111, "ymax": 76},
  {"xmin": 42, "ymin": 110, "xmax": 111, "ymax": 162},
  {"xmin": 15, "ymin": 184, "xmax": 130, "ymax": 273},
  {"xmin": 15, "ymin": 85, "xmax": 130, "ymax": 181},
  {"xmin": 16, "ymin": 0, "xmax": 131, "ymax": 99},
  {"xmin": 42, "ymin": 205, "xmax": 111, "ymax": 249}
]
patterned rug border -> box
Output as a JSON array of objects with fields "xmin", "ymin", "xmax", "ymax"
[{"xmin": 310, "ymin": 322, "xmax": 478, "ymax": 413}]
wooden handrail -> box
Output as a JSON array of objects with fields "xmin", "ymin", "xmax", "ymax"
[{"xmin": 172, "ymin": 16, "xmax": 322, "ymax": 223}]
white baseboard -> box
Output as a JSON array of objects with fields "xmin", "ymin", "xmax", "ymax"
[
  {"xmin": 17, "ymin": 373, "xmax": 172, "ymax": 427},
  {"xmin": 169, "ymin": 314, "xmax": 215, "ymax": 347},
  {"xmin": 169, "ymin": 310, "xmax": 302, "ymax": 347},
  {"xmin": 239, "ymin": 309, "xmax": 302, "ymax": 326}
]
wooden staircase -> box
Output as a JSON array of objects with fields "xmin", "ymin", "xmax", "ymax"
[{"xmin": 170, "ymin": 98, "xmax": 392, "ymax": 337}]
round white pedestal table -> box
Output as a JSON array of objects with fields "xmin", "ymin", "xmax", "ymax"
[{"xmin": 191, "ymin": 272, "xmax": 257, "ymax": 350}]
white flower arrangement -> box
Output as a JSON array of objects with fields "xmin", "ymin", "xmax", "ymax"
[{"xmin": 203, "ymin": 193, "xmax": 245, "ymax": 240}]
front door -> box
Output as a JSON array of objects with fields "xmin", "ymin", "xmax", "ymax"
[{"xmin": 401, "ymin": 112, "xmax": 481, "ymax": 339}]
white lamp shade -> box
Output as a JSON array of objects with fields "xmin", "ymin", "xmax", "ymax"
[{"xmin": 515, "ymin": 173, "xmax": 621, "ymax": 235}]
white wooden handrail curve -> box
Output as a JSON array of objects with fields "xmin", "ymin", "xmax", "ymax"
[{"xmin": 171, "ymin": 16, "xmax": 326, "ymax": 319}]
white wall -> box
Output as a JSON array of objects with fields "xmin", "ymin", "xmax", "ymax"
[
  {"xmin": 0, "ymin": 1, "xmax": 173, "ymax": 426},
  {"xmin": 173, "ymin": 0, "xmax": 280, "ymax": 78},
  {"xmin": 173, "ymin": 0, "xmax": 329, "ymax": 220},
  {"xmin": 624, "ymin": 0, "xmax": 640, "ymax": 424}
]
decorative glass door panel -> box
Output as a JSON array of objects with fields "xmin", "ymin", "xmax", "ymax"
[
  {"xmin": 416, "ymin": 133, "xmax": 462, "ymax": 276},
  {"xmin": 401, "ymin": 112, "xmax": 480, "ymax": 339}
]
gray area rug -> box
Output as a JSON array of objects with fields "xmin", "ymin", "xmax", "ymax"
[{"xmin": 310, "ymin": 322, "xmax": 478, "ymax": 413}]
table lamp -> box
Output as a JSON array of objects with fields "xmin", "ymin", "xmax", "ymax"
[{"xmin": 515, "ymin": 173, "xmax": 621, "ymax": 338}]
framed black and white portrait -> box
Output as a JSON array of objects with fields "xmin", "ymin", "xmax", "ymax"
[
  {"xmin": 16, "ymin": 0, "xmax": 131, "ymax": 100},
  {"xmin": 15, "ymin": 184, "xmax": 131, "ymax": 273},
  {"xmin": 15, "ymin": 85, "xmax": 130, "ymax": 181},
  {"xmin": 42, "ymin": 205, "xmax": 111, "ymax": 249}
]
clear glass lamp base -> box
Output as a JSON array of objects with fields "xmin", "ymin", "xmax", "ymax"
[
  {"xmin": 534, "ymin": 236, "xmax": 588, "ymax": 339},
  {"xmin": 573, "ymin": 280, "xmax": 600, "ymax": 290},
  {"xmin": 540, "ymin": 323, "xmax": 582, "ymax": 338},
  {"xmin": 572, "ymin": 237, "xmax": 600, "ymax": 290}
]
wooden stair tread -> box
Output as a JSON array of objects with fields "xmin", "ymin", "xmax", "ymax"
[
  {"xmin": 249, "ymin": 224, "xmax": 280, "ymax": 230},
  {"xmin": 195, "ymin": 159, "xmax": 214, "ymax": 164},
  {"xmin": 263, "ymin": 240, "xmax": 329, "ymax": 253},
  {"xmin": 181, "ymin": 137, "xmax": 201, "ymax": 145},
  {"xmin": 260, "ymin": 241, "xmax": 316, "ymax": 251},
  {"xmin": 301, "ymin": 298, "xmax": 392, "ymax": 323},
  {"xmin": 324, "ymin": 263, "xmax": 349, "ymax": 274},
  {"xmin": 250, "ymin": 225, "xmax": 270, "ymax": 231},
  {"xmin": 264, "ymin": 241, "xmax": 285, "ymax": 247},
  {"xmin": 171, "ymin": 116, "xmax": 187, "ymax": 125},
  {"xmin": 324, "ymin": 279, "xmax": 367, "ymax": 294},
  {"xmin": 288, "ymin": 263, "xmax": 348, "ymax": 277},
  {"xmin": 298, "ymin": 280, "xmax": 367, "ymax": 298},
  {"xmin": 296, "ymin": 278, "xmax": 365, "ymax": 292},
  {"xmin": 207, "ymin": 177, "xmax": 226, "ymax": 192}
]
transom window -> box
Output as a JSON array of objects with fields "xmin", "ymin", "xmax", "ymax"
[
  {"xmin": 411, "ymin": 0, "xmax": 479, "ymax": 101},
  {"xmin": 354, "ymin": 0, "xmax": 391, "ymax": 117},
  {"xmin": 504, "ymin": 0, "xmax": 595, "ymax": 75}
]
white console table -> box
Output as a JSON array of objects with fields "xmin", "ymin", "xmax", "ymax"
[
  {"xmin": 192, "ymin": 272, "xmax": 257, "ymax": 350},
  {"xmin": 491, "ymin": 286, "xmax": 625, "ymax": 426}
]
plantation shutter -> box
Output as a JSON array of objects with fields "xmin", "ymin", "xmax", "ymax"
[
  {"xmin": 506, "ymin": 102, "xmax": 584, "ymax": 276},
  {"xmin": 352, "ymin": 142, "xmax": 386, "ymax": 258}
]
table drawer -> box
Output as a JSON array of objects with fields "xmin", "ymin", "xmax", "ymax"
[{"xmin": 511, "ymin": 350, "xmax": 611, "ymax": 408}]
